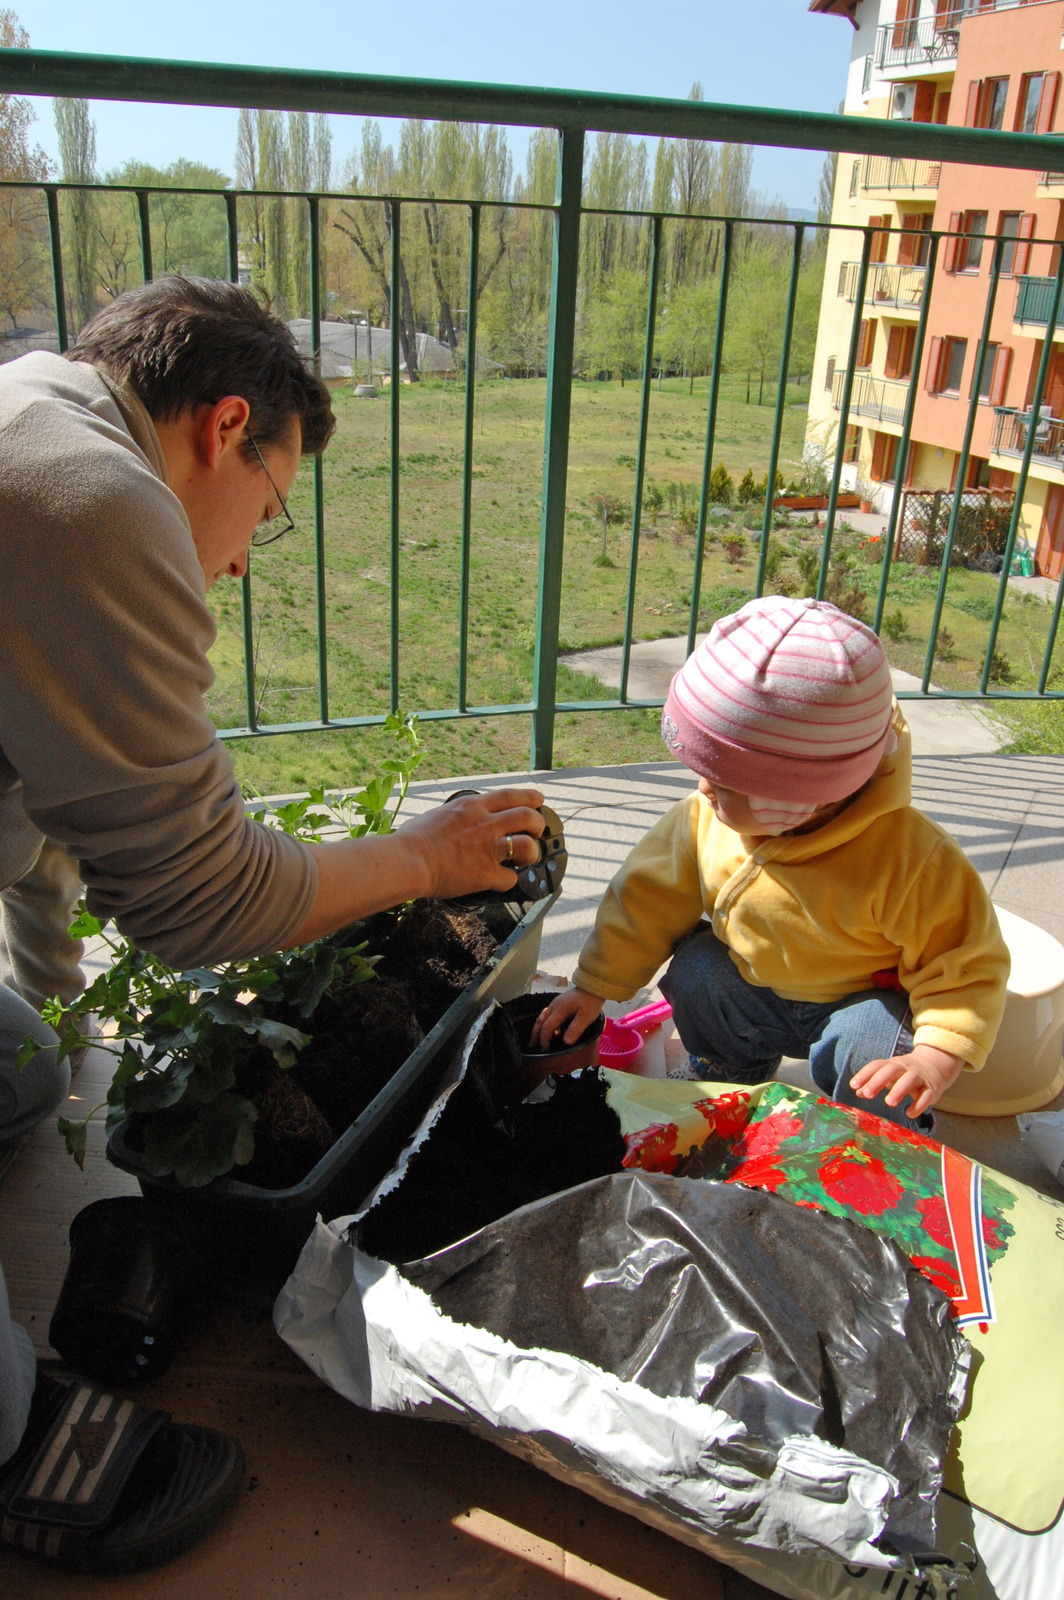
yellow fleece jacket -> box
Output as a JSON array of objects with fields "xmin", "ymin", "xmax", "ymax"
[{"xmin": 574, "ymin": 711, "xmax": 1009, "ymax": 1070}]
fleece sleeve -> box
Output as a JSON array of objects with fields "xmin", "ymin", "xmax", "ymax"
[
  {"xmin": 0, "ymin": 394, "xmax": 317, "ymax": 968},
  {"xmin": 882, "ymin": 834, "xmax": 1009, "ymax": 1070},
  {"xmin": 573, "ymin": 797, "xmax": 708, "ymax": 1002}
]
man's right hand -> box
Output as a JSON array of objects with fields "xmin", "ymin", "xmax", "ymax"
[{"xmin": 532, "ymin": 985, "xmax": 605, "ymax": 1050}]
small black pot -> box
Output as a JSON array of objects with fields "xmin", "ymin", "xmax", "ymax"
[
  {"xmin": 500, "ymin": 993, "xmax": 605, "ymax": 1097},
  {"xmin": 50, "ymin": 1197, "xmax": 210, "ymax": 1386}
]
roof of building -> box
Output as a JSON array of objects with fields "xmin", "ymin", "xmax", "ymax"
[{"xmin": 808, "ymin": 0, "xmax": 859, "ymax": 24}]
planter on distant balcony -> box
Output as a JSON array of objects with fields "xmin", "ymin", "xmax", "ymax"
[{"xmin": 773, "ymin": 493, "xmax": 861, "ymax": 512}]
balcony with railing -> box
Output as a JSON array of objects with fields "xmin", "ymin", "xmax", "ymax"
[
  {"xmin": 875, "ymin": 12, "xmax": 962, "ymax": 74},
  {"xmin": 861, "ymin": 155, "xmax": 940, "ymax": 192},
  {"xmin": 831, "ymin": 369, "xmax": 912, "ymax": 425},
  {"xmin": 838, "ymin": 260, "xmax": 927, "ymax": 310},
  {"xmin": 1015, "ymin": 274, "xmax": 1064, "ymax": 332},
  {"xmin": 993, "ymin": 404, "xmax": 1064, "ymax": 469}
]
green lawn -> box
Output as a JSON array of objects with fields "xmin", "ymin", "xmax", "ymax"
[{"xmin": 208, "ymin": 373, "xmax": 1063, "ymax": 796}]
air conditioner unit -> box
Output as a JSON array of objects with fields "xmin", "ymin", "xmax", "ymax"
[{"xmin": 891, "ymin": 83, "xmax": 918, "ymax": 120}]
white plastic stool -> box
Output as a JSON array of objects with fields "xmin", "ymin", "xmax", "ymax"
[{"xmin": 938, "ymin": 905, "xmax": 1064, "ymax": 1117}]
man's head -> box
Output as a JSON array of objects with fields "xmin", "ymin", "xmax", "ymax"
[{"xmin": 68, "ymin": 276, "xmax": 334, "ymax": 586}]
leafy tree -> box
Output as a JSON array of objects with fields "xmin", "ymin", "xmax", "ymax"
[
  {"xmin": 0, "ymin": 9, "xmax": 51, "ymax": 331},
  {"xmin": 708, "ymin": 463, "xmax": 734, "ymax": 505},
  {"xmin": 54, "ymin": 96, "xmax": 97, "ymax": 331},
  {"xmin": 287, "ymin": 111, "xmax": 311, "ymax": 315},
  {"xmin": 582, "ymin": 266, "xmax": 648, "ymax": 385},
  {"xmin": 660, "ymin": 275, "xmax": 718, "ymax": 395}
]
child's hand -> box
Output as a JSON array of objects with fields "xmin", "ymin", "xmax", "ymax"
[
  {"xmin": 532, "ymin": 986, "xmax": 605, "ymax": 1050},
  {"xmin": 850, "ymin": 1044, "xmax": 966, "ymax": 1119}
]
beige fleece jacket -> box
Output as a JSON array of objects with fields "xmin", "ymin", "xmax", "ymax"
[
  {"xmin": 0, "ymin": 351, "xmax": 316, "ymax": 966},
  {"xmin": 574, "ymin": 710, "xmax": 1010, "ymax": 1069}
]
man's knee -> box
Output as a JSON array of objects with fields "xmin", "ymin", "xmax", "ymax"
[{"xmin": 0, "ymin": 982, "xmax": 70, "ymax": 1145}]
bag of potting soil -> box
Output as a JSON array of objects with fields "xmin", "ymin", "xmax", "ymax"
[
  {"xmin": 606, "ymin": 1072, "xmax": 1064, "ymax": 1600},
  {"xmin": 274, "ymin": 1008, "xmax": 972, "ymax": 1589}
]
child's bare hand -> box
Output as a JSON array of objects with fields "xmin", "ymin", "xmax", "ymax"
[
  {"xmin": 532, "ymin": 986, "xmax": 605, "ymax": 1050},
  {"xmin": 850, "ymin": 1044, "xmax": 966, "ymax": 1119}
]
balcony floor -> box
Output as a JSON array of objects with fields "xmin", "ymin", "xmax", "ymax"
[{"xmin": 2, "ymin": 754, "xmax": 1063, "ymax": 1600}]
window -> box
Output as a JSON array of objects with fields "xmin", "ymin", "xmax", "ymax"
[
  {"xmin": 856, "ymin": 319, "xmax": 877, "ymax": 368},
  {"xmin": 966, "ymin": 76, "xmax": 1010, "ymax": 130},
  {"xmin": 974, "ymin": 343, "xmax": 999, "ymax": 400},
  {"xmin": 825, "ymin": 356, "xmax": 837, "ymax": 393},
  {"xmin": 926, "ymin": 335, "xmax": 967, "ymax": 395},
  {"xmin": 843, "ymin": 424, "xmax": 861, "ymax": 464},
  {"xmin": 957, "ymin": 211, "xmax": 988, "ymax": 272},
  {"xmin": 885, "ymin": 324, "xmax": 916, "ymax": 380},
  {"xmin": 1017, "ymin": 72, "xmax": 1060, "ymax": 135},
  {"xmin": 870, "ymin": 432, "xmax": 899, "ymax": 483}
]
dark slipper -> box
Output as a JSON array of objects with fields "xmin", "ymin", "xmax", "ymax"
[{"xmin": 0, "ymin": 1375, "xmax": 244, "ymax": 1573}]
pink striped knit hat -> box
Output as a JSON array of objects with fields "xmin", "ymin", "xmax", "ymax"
[{"xmin": 661, "ymin": 596, "xmax": 895, "ymax": 805}]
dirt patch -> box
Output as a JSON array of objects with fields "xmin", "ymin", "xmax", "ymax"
[
  {"xmin": 234, "ymin": 1053, "xmax": 336, "ymax": 1190},
  {"xmin": 290, "ymin": 976, "xmax": 424, "ymax": 1133}
]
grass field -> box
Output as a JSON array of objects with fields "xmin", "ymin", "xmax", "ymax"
[{"xmin": 208, "ymin": 372, "xmax": 1063, "ymax": 795}]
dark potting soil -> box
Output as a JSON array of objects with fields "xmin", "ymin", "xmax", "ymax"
[
  {"xmin": 359, "ymin": 1007, "xmax": 628, "ymax": 1264},
  {"xmin": 233, "ymin": 1053, "xmax": 336, "ymax": 1190},
  {"xmin": 290, "ymin": 976, "xmax": 424, "ymax": 1134},
  {"xmin": 374, "ymin": 902, "xmax": 498, "ymax": 1034}
]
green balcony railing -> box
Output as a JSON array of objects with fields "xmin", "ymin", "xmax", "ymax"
[
  {"xmin": 2, "ymin": 47, "xmax": 1064, "ymax": 768},
  {"xmin": 1015, "ymin": 274, "xmax": 1064, "ymax": 330}
]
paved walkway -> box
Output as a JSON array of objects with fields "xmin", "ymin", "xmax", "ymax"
[{"xmin": 2, "ymin": 754, "xmax": 1062, "ymax": 1599}]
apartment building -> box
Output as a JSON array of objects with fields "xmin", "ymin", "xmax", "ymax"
[{"xmin": 807, "ymin": 0, "xmax": 1064, "ymax": 578}]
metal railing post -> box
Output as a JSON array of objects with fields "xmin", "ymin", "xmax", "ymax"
[
  {"xmin": 136, "ymin": 189, "xmax": 153, "ymax": 281},
  {"xmin": 389, "ymin": 198, "xmax": 402, "ymax": 716},
  {"xmin": 309, "ymin": 193, "xmax": 329, "ymax": 724},
  {"xmin": 530, "ymin": 126, "xmax": 584, "ymax": 770},
  {"xmin": 45, "ymin": 186, "xmax": 68, "ymax": 353}
]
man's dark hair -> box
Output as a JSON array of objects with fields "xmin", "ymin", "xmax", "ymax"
[{"xmin": 67, "ymin": 276, "xmax": 334, "ymax": 457}]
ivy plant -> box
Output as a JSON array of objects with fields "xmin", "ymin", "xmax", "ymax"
[{"xmin": 20, "ymin": 713, "xmax": 424, "ymax": 1188}]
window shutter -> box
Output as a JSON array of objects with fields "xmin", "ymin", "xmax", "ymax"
[
  {"xmin": 871, "ymin": 432, "xmax": 888, "ymax": 480},
  {"xmin": 825, "ymin": 356, "xmax": 837, "ymax": 393},
  {"xmin": 942, "ymin": 212, "xmax": 963, "ymax": 272},
  {"xmin": 1015, "ymin": 213, "xmax": 1037, "ymax": 276},
  {"xmin": 892, "ymin": 0, "xmax": 917, "ymax": 47},
  {"xmin": 858, "ymin": 318, "xmax": 877, "ymax": 367},
  {"xmin": 1036, "ymin": 72, "xmax": 1060, "ymax": 135},
  {"xmin": 885, "ymin": 325, "xmax": 905, "ymax": 378},
  {"xmin": 935, "ymin": 92, "xmax": 951, "ymax": 124},
  {"xmin": 989, "ymin": 345, "xmax": 1012, "ymax": 407},
  {"xmin": 900, "ymin": 325, "xmax": 916, "ymax": 378},
  {"xmin": 966, "ymin": 80, "xmax": 983, "ymax": 128},
  {"xmin": 914, "ymin": 81, "xmax": 937, "ymax": 123},
  {"xmin": 926, "ymin": 335, "xmax": 943, "ymax": 392},
  {"xmin": 898, "ymin": 213, "xmax": 922, "ymax": 266}
]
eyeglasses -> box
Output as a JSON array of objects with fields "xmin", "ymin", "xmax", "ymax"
[{"xmin": 247, "ymin": 432, "xmax": 297, "ymax": 547}]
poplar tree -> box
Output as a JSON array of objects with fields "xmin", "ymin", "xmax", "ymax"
[{"xmin": 54, "ymin": 95, "xmax": 97, "ymax": 330}]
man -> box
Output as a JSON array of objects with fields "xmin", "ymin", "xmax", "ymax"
[{"xmin": 0, "ymin": 277, "xmax": 543, "ymax": 1571}]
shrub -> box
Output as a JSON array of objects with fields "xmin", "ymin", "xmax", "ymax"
[
  {"xmin": 708, "ymin": 463, "xmax": 734, "ymax": 506},
  {"xmin": 736, "ymin": 468, "xmax": 760, "ymax": 505},
  {"xmin": 935, "ymin": 626, "xmax": 956, "ymax": 662},
  {"xmin": 615, "ymin": 452, "xmax": 636, "ymax": 468},
  {"xmin": 824, "ymin": 553, "xmax": 867, "ymax": 621},
  {"xmin": 988, "ymin": 649, "xmax": 1014, "ymax": 684},
  {"xmin": 881, "ymin": 608, "xmax": 908, "ymax": 643},
  {"xmin": 797, "ymin": 547, "xmax": 821, "ymax": 595},
  {"xmin": 722, "ymin": 535, "xmax": 745, "ymax": 568},
  {"xmin": 642, "ymin": 478, "xmax": 665, "ymax": 524},
  {"xmin": 677, "ymin": 504, "xmax": 699, "ymax": 539},
  {"xmin": 591, "ymin": 491, "xmax": 626, "ymax": 559}
]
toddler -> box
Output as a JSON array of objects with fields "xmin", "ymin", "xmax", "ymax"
[{"xmin": 535, "ymin": 596, "xmax": 1009, "ymax": 1127}]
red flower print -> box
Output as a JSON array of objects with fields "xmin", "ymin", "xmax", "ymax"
[
  {"xmin": 909, "ymin": 1254, "xmax": 963, "ymax": 1303},
  {"xmin": 622, "ymin": 1122, "xmax": 680, "ymax": 1174},
  {"xmin": 981, "ymin": 1211, "xmax": 1008, "ymax": 1254},
  {"xmin": 916, "ymin": 1193, "xmax": 954, "ymax": 1251},
  {"xmin": 726, "ymin": 1155, "xmax": 789, "ymax": 1194},
  {"xmin": 693, "ymin": 1091, "xmax": 751, "ymax": 1140},
  {"xmin": 819, "ymin": 1144, "xmax": 905, "ymax": 1215},
  {"xmin": 846, "ymin": 1105, "xmax": 937, "ymax": 1150}
]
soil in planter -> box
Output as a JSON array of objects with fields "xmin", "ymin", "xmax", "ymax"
[
  {"xmin": 290, "ymin": 975, "xmax": 424, "ymax": 1134},
  {"xmin": 234, "ymin": 1053, "xmax": 336, "ymax": 1191},
  {"xmin": 375, "ymin": 902, "xmax": 498, "ymax": 1034},
  {"xmin": 360, "ymin": 1008, "xmax": 628, "ymax": 1264}
]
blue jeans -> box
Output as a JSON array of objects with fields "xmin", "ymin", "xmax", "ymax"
[{"xmin": 659, "ymin": 926, "xmax": 933, "ymax": 1132}]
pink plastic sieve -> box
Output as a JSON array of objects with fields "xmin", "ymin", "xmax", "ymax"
[{"xmin": 596, "ymin": 999, "xmax": 673, "ymax": 1072}]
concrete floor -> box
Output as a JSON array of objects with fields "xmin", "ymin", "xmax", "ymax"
[{"xmin": 2, "ymin": 752, "xmax": 1063, "ymax": 1598}]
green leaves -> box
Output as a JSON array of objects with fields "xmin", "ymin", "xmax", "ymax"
[
  {"xmin": 139, "ymin": 1093, "xmax": 259, "ymax": 1188},
  {"xmin": 57, "ymin": 1116, "xmax": 89, "ymax": 1171}
]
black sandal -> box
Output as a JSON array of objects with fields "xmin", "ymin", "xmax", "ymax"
[{"xmin": 0, "ymin": 1374, "xmax": 244, "ymax": 1572}]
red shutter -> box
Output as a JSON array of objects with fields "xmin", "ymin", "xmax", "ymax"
[
  {"xmin": 900, "ymin": 325, "xmax": 916, "ymax": 378},
  {"xmin": 884, "ymin": 325, "xmax": 905, "ymax": 378},
  {"xmin": 914, "ymin": 81, "xmax": 937, "ymax": 123},
  {"xmin": 871, "ymin": 432, "xmax": 888, "ymax": 480},
  {"xmin": 966, "ymin": 80, "xmax": 983, "ymax": 128},
  {"xmin": 989, "ymin": 346, "xmax": 1012, "ymax": 407},
  {"xmin": 892, "ymin": 0, "xmax": 917, "ymax": 46},
  {"xmin": 926, "ymin": 335, "xmax": 943, "ymax": 392},
  {"xmin": 869, "ymin": 215, "xmax": 890, "ymax": 263},
  {"xmin": 942, "ymin": 211, "xmax": 963, "ymax": 272},
  {"xmin": 1014, "ymin": 213, "xmax": 1037, "ymax": 276},
  {"xmin": 935, "ymin": 91, "xmax": 951, "ymax": 124},
  {"xmin": 1036, "ymin": 72, "xmax": 1061, "ymax": 134},
  {"xmin": 898, "ymin": 212, "xmax": 921, "ymax": 266}
]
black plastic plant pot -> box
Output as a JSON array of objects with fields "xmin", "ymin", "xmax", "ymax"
[
  {"xmin": 49, "ymin": 1197, "xmax": 209, "ymax": 1386},
  {"xmin": 499, "ymin": 993, "xmax": 605, "ymax": 1097},
  {"xmin": 107, "ymin": 893, "xmax": 557, "ymax": 1304}
]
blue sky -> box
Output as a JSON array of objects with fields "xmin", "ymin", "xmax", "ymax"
[{"xmin": 9, "ymin": 0, "xmax": 853, "ymax": 210}]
